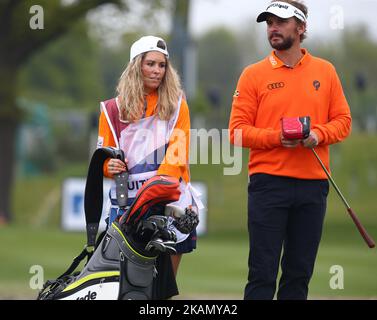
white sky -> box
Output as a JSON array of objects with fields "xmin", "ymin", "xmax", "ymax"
[{"xmin": 190, "ymin": 0, "xmax": 377, "ymax": 41}]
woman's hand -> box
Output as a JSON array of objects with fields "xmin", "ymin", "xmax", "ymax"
[{"xmin": 108, "ymin": 158, "xmax": 128, "ymax": 175}]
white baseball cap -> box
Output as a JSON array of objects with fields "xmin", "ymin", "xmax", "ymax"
[
  {"xmin": 256, "ymin": 1, "xmax": 307, "ymax": 23},
  {"xmin": 129, "ymin": 36, "xmax": 169, "ymax": 62}
]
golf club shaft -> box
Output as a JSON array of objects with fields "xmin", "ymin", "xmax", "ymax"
[
  {"xmin": 311, "ymin": 148, "xmax": 375, "ymax": 248},
  {"xmin": 311, "ymin": 148, "xmax": 350, "ymax": 208}
]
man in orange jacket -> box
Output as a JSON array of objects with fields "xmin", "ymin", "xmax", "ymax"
[{"xmin": 229, "ymin": 0, "xmax": 351, "ymax": 299}]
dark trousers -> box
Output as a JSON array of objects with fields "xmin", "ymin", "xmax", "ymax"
[{"xmin": 244, "ymin": 174, "xmax": 329, "ymax": 300}]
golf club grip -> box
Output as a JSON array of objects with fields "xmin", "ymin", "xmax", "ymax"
[{"xmin": 347, "ymin": 208, "xmax": 376, "ymax": 248}]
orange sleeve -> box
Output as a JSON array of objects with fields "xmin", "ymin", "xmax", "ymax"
[
  {"xmin": 98, "ymin": 111, "xmax": 116, "ymax": 178},
  {"xmin": 228, "ymin": 67, "xmax": 281, "ymax": 149},
  {"xmin": 312, "ymin": 66, "xmax": 352, "ymax": 145},
  {"xmin": 157, "ymin": 99, "xmax": 190, "ymax": 183}
]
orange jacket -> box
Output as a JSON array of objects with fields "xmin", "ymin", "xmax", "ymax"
[
  {"xmin": 229, "ymin": 49, "xmax": 352, "ymax": 179},
  {"xmin": 98, "ymin": 91, "xmax": 191, "ymax": 182}
]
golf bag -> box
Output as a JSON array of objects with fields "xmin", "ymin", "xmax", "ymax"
[{"xmin": 38, "ymin": 147, "xmax": 197, "ymax": 300}]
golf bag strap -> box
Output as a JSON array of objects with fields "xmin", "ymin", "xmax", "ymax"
[
  {"xmin": 84, "ymin": 147, "xmax": 125, "ymax": 248},
  {"xmin": 55, "ymin": 230, "xmax": 107, "ymax": 280},
  {"xmin": 56, "ymin": 246, "xmax": 91, "ymax": 280},
  {"xmin": 54, "ymin": 148, "xmax": 125, "ymax": 280}
]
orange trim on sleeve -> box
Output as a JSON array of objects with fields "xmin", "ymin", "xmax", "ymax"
[
  {"xmin": 98, "ymin": 111, "xmax": 116, "ymax": 178},
  {"xmin": 157, "ymin": 98, "xmax": 191, "ymax": 183}
]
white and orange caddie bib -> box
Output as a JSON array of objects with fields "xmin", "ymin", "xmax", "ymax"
[{"xmin": 100, "ymin": 96, "xmax": 202, "ymax": 242}]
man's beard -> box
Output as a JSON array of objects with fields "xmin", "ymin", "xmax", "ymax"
[{"xmin": 269, "ymin": 33, "xmax": 295, "ymax": 50}]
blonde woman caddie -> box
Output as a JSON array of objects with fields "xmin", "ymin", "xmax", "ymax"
[{"xmin": 97, "ymin": 36, "xmax": 201, "ymax": 299}]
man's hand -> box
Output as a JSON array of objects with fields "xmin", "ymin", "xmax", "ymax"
[
  {"xmin": 281, "ymin": 134, "xmax": 301, "ymax": 148},
  {"xmin": 302, "ymin": 131, "xmax": 319, "ymax": 148}
]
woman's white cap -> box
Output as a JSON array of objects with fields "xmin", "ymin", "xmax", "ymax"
[
  {"xmin": 129, "ymin": 36, "xmax": 169, "ymax": 62},
  {"xmin": 256, "ymin": 1, "xmax": 307, "ymax": 23}
]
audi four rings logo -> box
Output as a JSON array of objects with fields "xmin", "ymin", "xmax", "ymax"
[{"xmin": 267, "ymin": 82, "xmax": 285, "ymax": 90}]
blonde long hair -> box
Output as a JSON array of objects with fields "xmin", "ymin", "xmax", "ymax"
[{"xmin": 116, "ymin": 54, "xmax": 182, "ymax": 122}]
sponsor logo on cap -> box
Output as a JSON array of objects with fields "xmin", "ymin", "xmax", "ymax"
[
  {"xmin": 260, "ymin": 2, "xmax": 306, "ymax": 23},
  {"xmin": 267, "ymin": 3, "xmax": 289, "ymax": 10},
  {"xmin": 294, "ymin": 9, "xmax": 306, "ymax": 21}
]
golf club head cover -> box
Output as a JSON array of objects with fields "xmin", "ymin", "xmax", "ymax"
[
  {"xmin": 281, "ymin": 116, "xmax": 311, "ymax": 140},
  {"xmin": 173, "ymin": 206, "xmax": 200, "ymax": 234},
  {"xmin": 119, "ymin": 175, "xmax": 181, "ymax": 226}
]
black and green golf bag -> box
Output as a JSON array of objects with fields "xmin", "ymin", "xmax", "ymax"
[{"xmin": 37, "ymin": 147, "xmax": 197, "ymax": 300}]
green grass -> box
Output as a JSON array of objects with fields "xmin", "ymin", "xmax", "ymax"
[
  {"xmin": 2, "ymin": 133, "xmax": 377, "ymax": 299},
  {"xmin": 0, "ymin": 226, "xmax": 84, "ymax": 299},
  {"xmin": 12, "ymin": 162, "xmax": 88, "ymax": 226},
  {"xmin": 177, "ymin": 224, "xmax": 377, "ymax": 300},
  {"xmin": 1, "ymin": 223, "xmax": 376, "ymax": 299}
]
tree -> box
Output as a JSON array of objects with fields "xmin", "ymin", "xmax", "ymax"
[
  {"xmin": 19, "ymin": 21, "xmax": 106, "ymax": 110},
  {"xmin": 196, "ymin": 28, "xmax": 242, "ymax": 127},
  {"xmin": 169, "ymin": 0, "xmax": 190, "ymax": 81},
  {"xmin": 0, "ymin": 0, "xmax": 125, "ymax": 223},
  {"xmin": 309, "ymin": 25, "xmax": 377, "ymax": 131}
]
